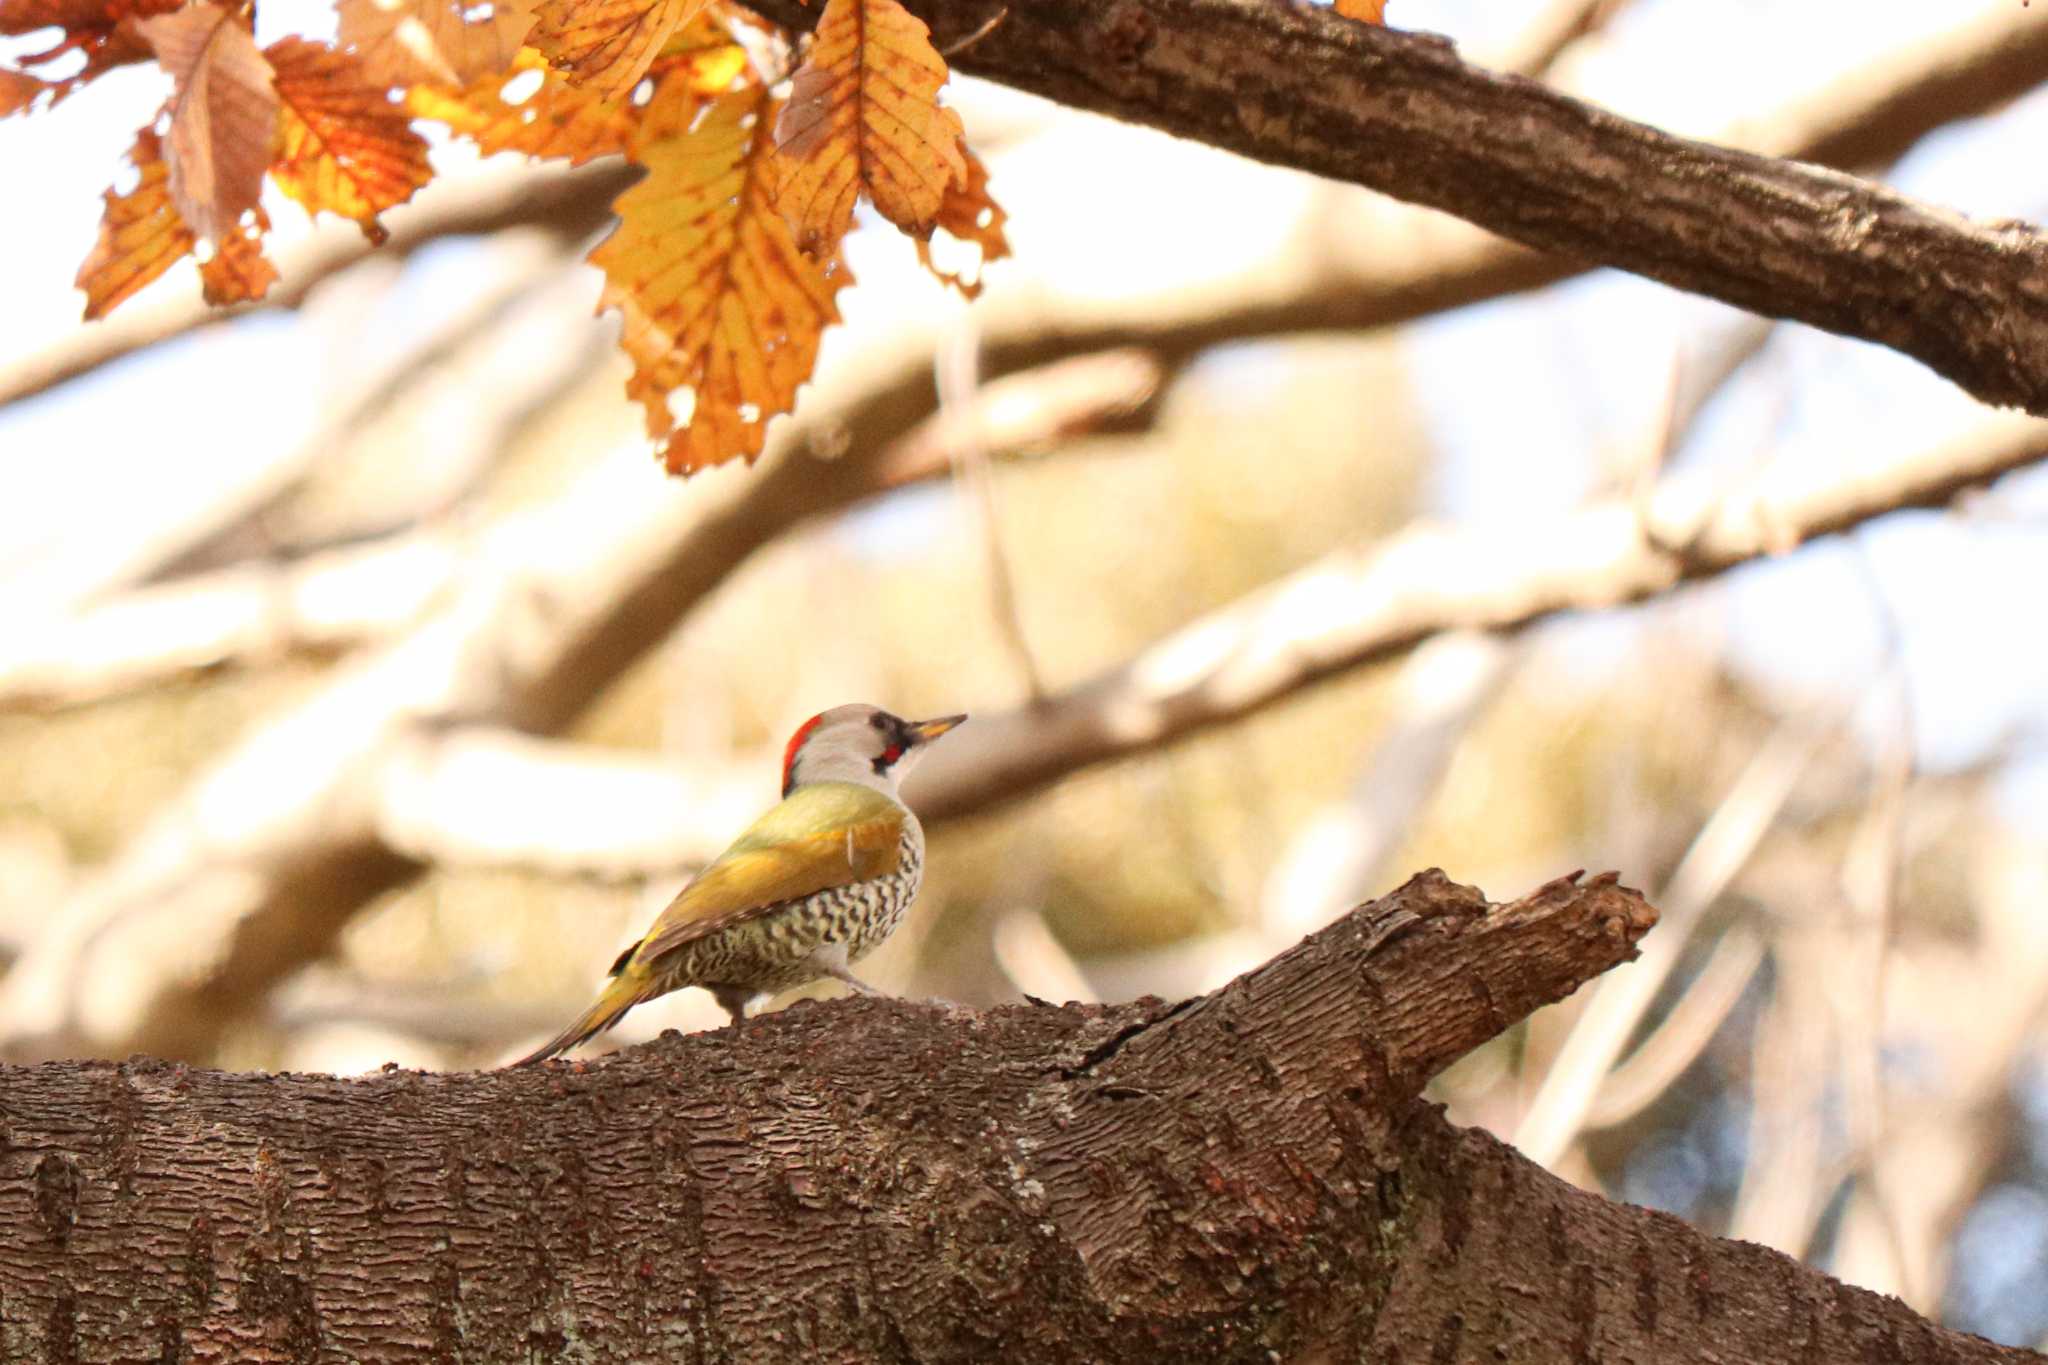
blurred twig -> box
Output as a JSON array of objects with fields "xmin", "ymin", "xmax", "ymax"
[
  {"xmin": 1512, "ymin": 709, "xmax": 1830, "ymax": 1167},
  {"xmin": 0, "ymin": 162, "xmax": 632, "ymax": 411},
  {"xmin": 937, "ymin": 317, "xmax": 1049, "ymax": 699},
  {"xmin": 0, "ymin": 533, "xmax": 463, "ymax": 708},
  {"xmin": 909, "ymin": 413, "xmax": 2048, "ymax": 823},
  {"xmin": 1481, "ymin": 0, "xmax": 1630, "ymax": 79}
]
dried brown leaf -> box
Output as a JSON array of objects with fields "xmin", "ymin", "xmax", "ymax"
[
  {"xmin": 774, "ymin": 0, "xmax": 966, "ymax": 253},
  {"xmin": 336, "ymin": 0, "xmax": 536, "ymax": 88},
  {"xmin": 76, "ymin": 125, "xmax": 194, "ymax": 319},
  {"xmin": 267, "ymin": 37, "xmax": 433, "ymax": 241},
  {"xmin": 136, "ymin": 3, "xmax": 278, "ymax": 242},
  {"xmin": 915, "ymin": 143, "xmax": 1007, "ymax": 299},
  {"xmin": 528, "ymin": 0, "xmax": 707, "ymax": 100},
  {"xmin": 592, "ymin": 82, "xmax": 850, "ymax": 472}
]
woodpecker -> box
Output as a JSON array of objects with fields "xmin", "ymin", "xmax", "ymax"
[{"xmin": 512, "ymin": 703, "xmax": 965, "ymax": 1066}]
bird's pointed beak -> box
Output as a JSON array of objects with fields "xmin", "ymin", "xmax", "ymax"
[{"xmin": 907, "ymin": 713, "xmax": 967, "ymax": 744}]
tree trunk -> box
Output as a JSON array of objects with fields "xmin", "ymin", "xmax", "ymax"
[{"xmin": 0, "ymin": 872, "xmax": 2033, "ymax": 1362}]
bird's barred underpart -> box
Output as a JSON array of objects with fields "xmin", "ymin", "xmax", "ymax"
[{"xmin": 656, "ymin": 823, "xmax": 925, "ymax": 1003}]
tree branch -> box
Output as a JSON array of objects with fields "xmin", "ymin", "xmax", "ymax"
[
  {"xmin": 742, "ymin": 0, "xmax": 2048, "ymax": 415},
  {"xmin": 0, "ymin": 161, "xmax": 632, "ymax": 411},
  {"xmin": 198, "ymin": 411, "xmax": 2048, "ymax": 897},
  {"xmin": 905, "ymin": 412, "xmax": 2048, "ymax": 819},
  {"xmin": 0, "ymin": 873, "xmax": 2034, "ymax": 1359}
]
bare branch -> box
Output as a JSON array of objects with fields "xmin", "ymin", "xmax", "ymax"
[
  {"xmin": 192, "ymin": 413, "xmax": 2048, "ymax": 904},
  {"xmin": 906, "ymin": 413, "xmax": 2048, "ymax": 822},
  {"xmin": 0, "ymin": 534, "xmax": 461, "ymax": 708},
  {"xmin": 371, "ymin": 728, "xmax": 754, "ymax": 875},
  {"xmin": 0, "ymin": 161, "xmax": 632, "ymax": 411}
]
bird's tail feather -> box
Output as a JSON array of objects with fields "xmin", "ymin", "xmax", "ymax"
[{"xmin": 510, "ymin": 974, "xmax": 644, "ymax": 1067}]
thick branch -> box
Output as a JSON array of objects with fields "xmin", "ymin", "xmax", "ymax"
[
  {"xmin": 0, "ymin": 874, "xmax": 2032, "ymax": 1360},
  {"xmin": 744, "ymin": 0, "xmax": 2048, "ymax": 415}
]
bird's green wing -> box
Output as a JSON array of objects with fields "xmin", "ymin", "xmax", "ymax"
[{"xmin": 623, "ymin": 782, "xmax": 907, "ymax": 969}]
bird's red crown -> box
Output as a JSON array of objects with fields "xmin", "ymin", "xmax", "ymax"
[{"xmin": 780, "ymin": 712, "xmax": 826, "ymax": 796}]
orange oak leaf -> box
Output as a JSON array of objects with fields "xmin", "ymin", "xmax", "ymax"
[
  {"xmin": 76, "ymin": 125, "xmax": 195, "ymax": 319},
  {"xmin": 198, "ymin": 206, "xmax": 278, "ymax": 305},
  {"xmin": 336, "ymin": 0, "xmax": 536, "ymax": 88},
  {"xmin": 1333, "ymin": 0, "xmax": 1388, "ymax": 22},
  {"xmin": 266, "ymin": 37, "xmax": 432, "ymax": 242},
  {"xmin": 0, "ymin": 0, "xmax": 179, "ymax": 101},
  {"xmin": 592, "ymin": 81, "xmax": 850, "ymax": 473},
  {"xmin": 774, "ymin": 0, "xmax": 966, "ymax": 253},
  {"xmin": 915, "ymin": 143, "xmax": 1007, "ymax": 299},
  {"xmin": 136, "ymin": 3, "xmax": 278, "ymax": 243},
  {"xmin": 404, "ymin": 45, "xmax": 634, "ymax": 165},
  {"xmin": 528, "ymin": 0, "xmax": 708, "ymax": 100}
]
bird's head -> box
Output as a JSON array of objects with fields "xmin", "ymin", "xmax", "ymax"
[{"xmin": 781, "ymin": 704, "xmax": 967, "ymax": 798}]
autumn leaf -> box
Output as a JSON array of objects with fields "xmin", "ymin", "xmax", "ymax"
[
  {"xmin": 0, "ymin": 66, "xmax": 48, "ymax": 116},
  {"xmin": 405, "ymin": 46, "xmax": 635, "ymax": 165},
  {"xmin": 198, "ymin": 207, "xmax": 278, "ymax": 305},
  {"xmin": 77, "ymin": 122, "xmax": 279, "ymax": 318},
  {"xmin": 136, "ymin": 3, "xmax": 278, "ymax": 243},
  {"xmin": 0, "ymin": 0, "xmax": 180, "ymax": 103},
  {"xmin": 336, "ymin": 0, "xmax": 536, "ymax": 88},
  {"xmin": 267, "ymin": 37, "xmax": 432, "ymax": 242},
  {"xmin": 640, "ymin": 8, "xmax": 749, "ymax": 96},
  {"xmin": 592, "ymin": 81, "xmax": 850, "ymax": 473},
  {"xmin": 915, "ymin": 144, "xmax": 1007, "ymax": 300},
  {"xmin": 76, "ymin": 126, "xmax": 195, "ymax": 319},
  {"xmin": 774, "ymin": 0, "xmax": 966, "ymax": 254},
  {"xmin": 1333, "ymin": 0, "xmax": 1387, "ymax": 22},
  {"xmin": 528, "ymin": 0, "xmax": 707, "ymax": 100}
]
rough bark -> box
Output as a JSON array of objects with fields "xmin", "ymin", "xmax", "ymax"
[
  {"xmin": 741, "ymin": 0, "xmax": 2048, "ymax": 417},
  {"xmin": 0, "ymin": 871, "xmax": 2033, "ymax": 1362}
]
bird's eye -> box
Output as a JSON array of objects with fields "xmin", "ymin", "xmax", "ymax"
[{"xmin": 871, "ymin": 714, "xmax": 888, "ymax": 729}]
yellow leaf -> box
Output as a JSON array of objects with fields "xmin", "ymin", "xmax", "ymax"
[
  {"xmin": 528, "ymin": 0, "xmax": 707, "ymax": 100},
  {"xmin": 915, "ymin": 144, "xmax": 1007, "ymax": 299},
  {"xmin": 136, "ymin": 3, "xmax": 278, "ymax": 243},
  {"xmin": 774, "ymin": 0, "xmax": 966, "ymax": 254},
  {"xmin": 591, "ymin": 82, "xmax": 851, "ymax": 473},
  {"xmin": 1333, "ymin": 0, "xmax": 1388, "ymax": 22},
  {"xmin": 267, "ymin": 37, "xmax": 433, "ymax": 242},
  {"xmin": 404, "ymin": 45, "xmax": 635, "ymax": 165},
  {"xmin": 336, "ymin": 0, "xmax": 535, "ymax": 88},
  {"xmin": 76, "ymin": 125, "xmax": 194, "ymax": 319}
]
